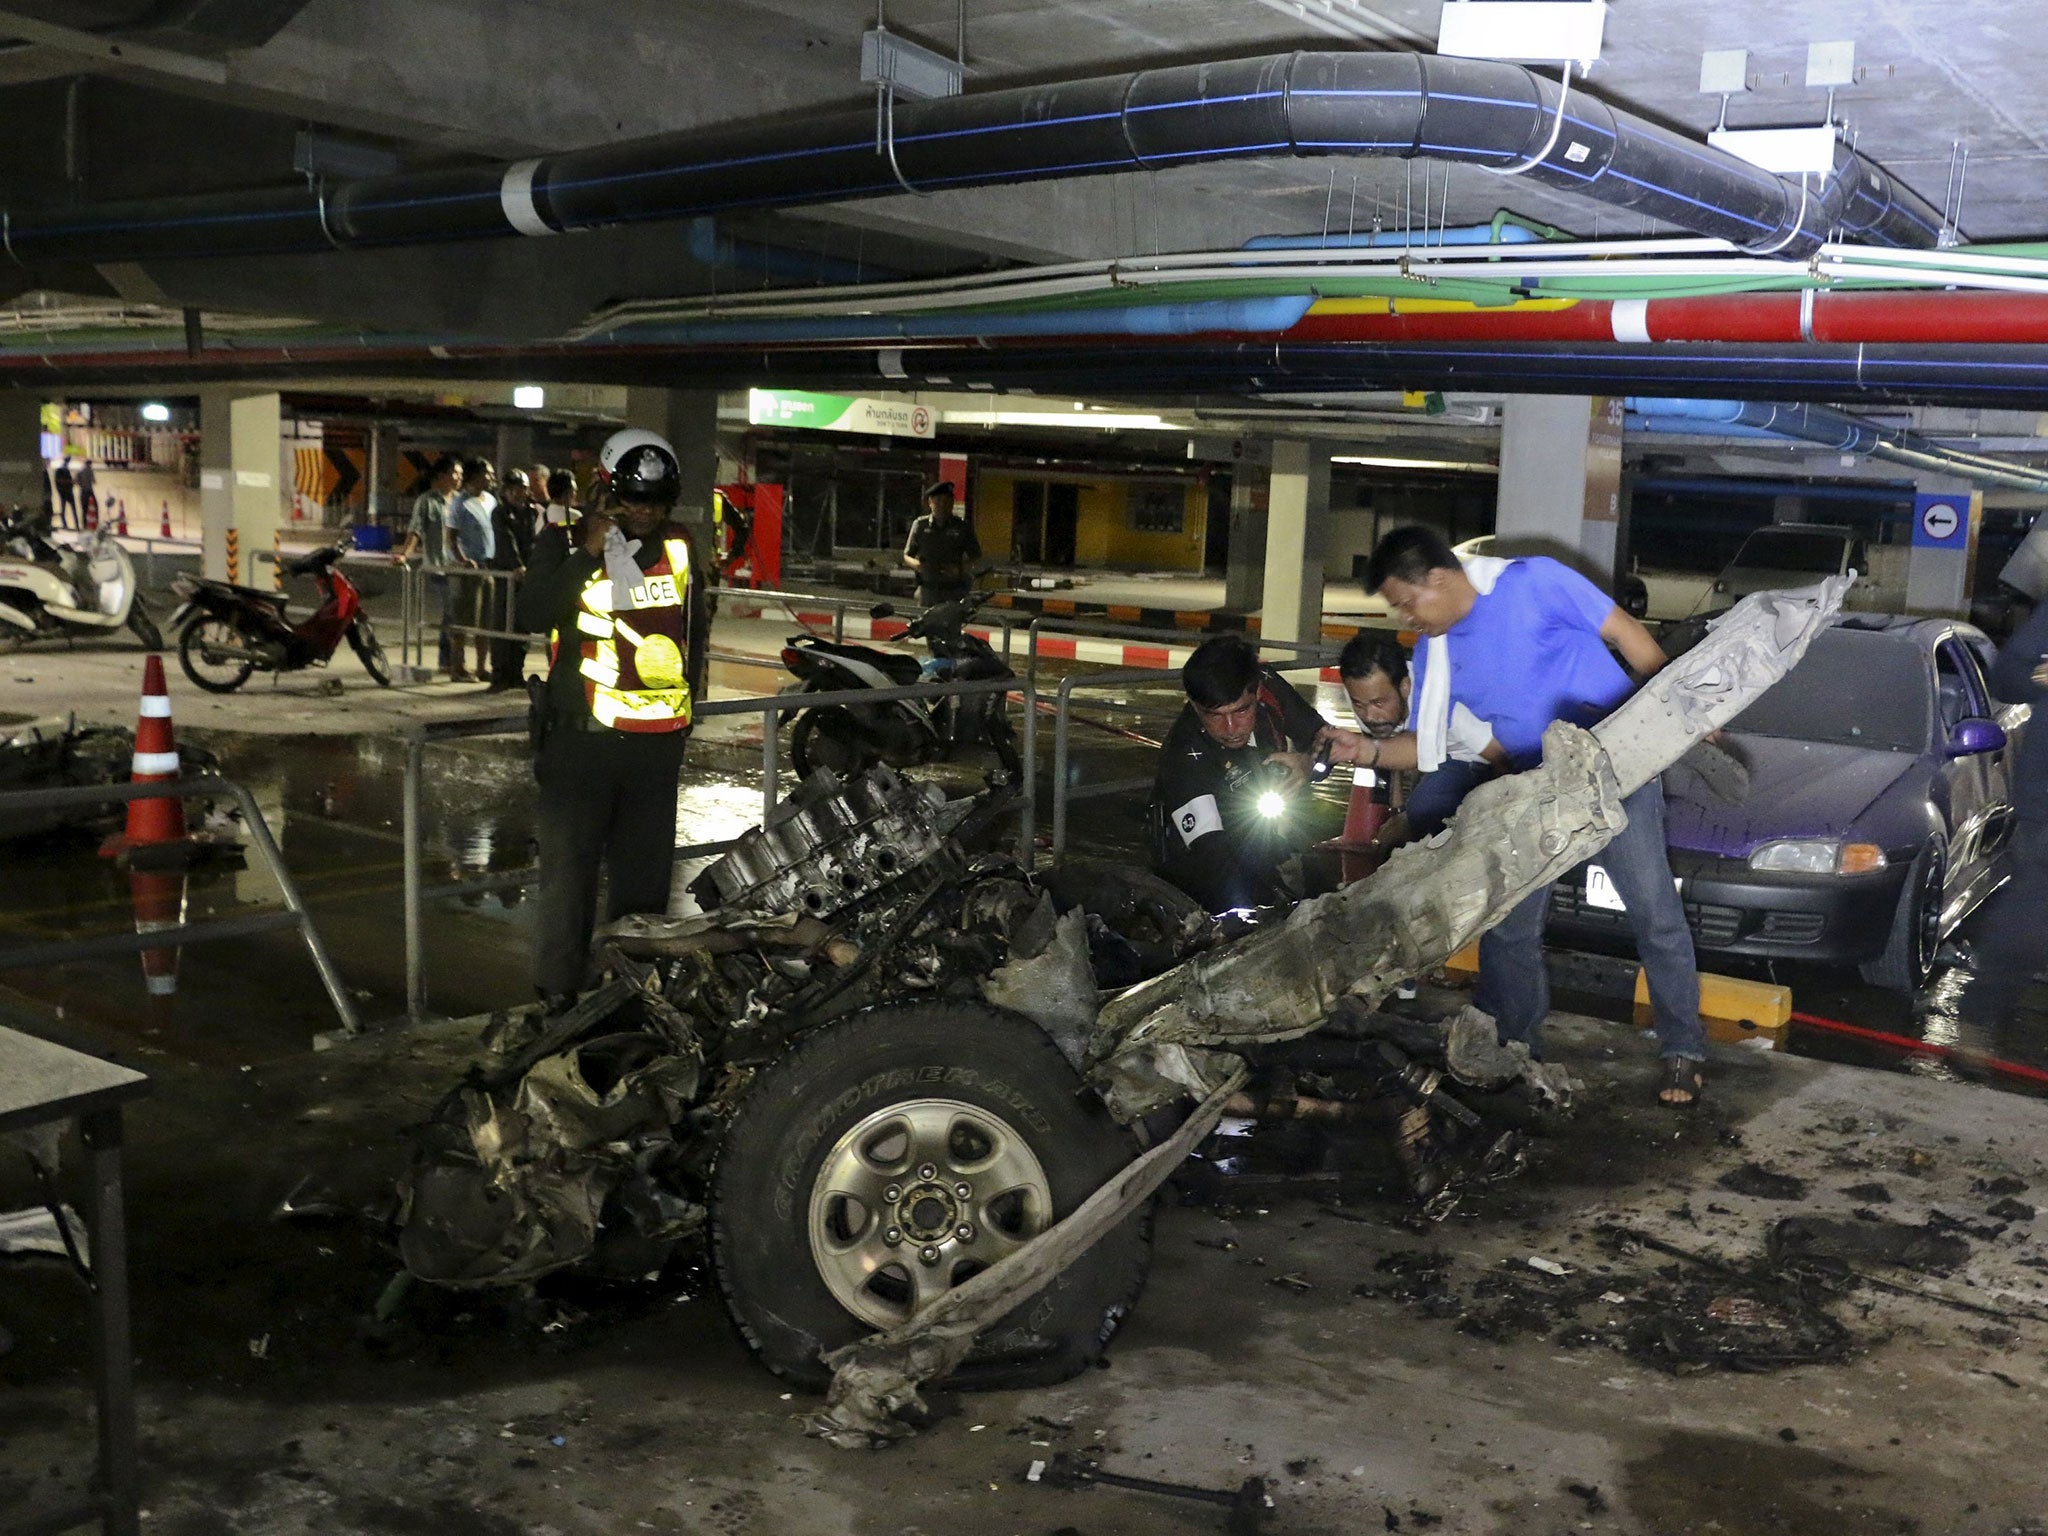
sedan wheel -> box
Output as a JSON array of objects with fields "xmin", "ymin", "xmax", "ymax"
[{"xmin": 1860, "ymin": 842, "xmax": 1946, "ymax": 994}]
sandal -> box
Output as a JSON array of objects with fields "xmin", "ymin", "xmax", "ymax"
[{"xmin": 1657, "ymin": 1057, "xmax": 1705, "ymax": 1109}]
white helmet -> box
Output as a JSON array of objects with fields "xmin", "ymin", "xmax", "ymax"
[{"xmin": 597, "ymin": 428, "xmax": 680, "ymax": 504}]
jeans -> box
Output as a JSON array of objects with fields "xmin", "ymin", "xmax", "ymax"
[
  {"xmin": 1475, "ymin": 778, "xmax": 1707, "ymax": 1061},
  {"xmin": 1407, "ymin": 759, "xmax": 1489, "ymax": 840}
]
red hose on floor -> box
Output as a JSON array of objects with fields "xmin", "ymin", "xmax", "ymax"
[{"xmin": 1787, "ymin": 1010, "xmax": 2048, "ymax": 1088}]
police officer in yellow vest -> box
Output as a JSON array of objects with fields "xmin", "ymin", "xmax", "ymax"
[{"xmin": 518, "ymin": 427, "xmax": 710, "ymax": 1006}]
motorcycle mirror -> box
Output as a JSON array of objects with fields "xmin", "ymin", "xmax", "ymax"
[{"xmin": 869, "ymin": 603, "xmax": 895, "ymax": 619}]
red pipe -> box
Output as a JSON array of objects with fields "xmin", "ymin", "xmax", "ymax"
[
  {"xmin": 1787, "ymin": 1008, "xmax": 2048, "ymax": 1088},
  {"xmin": 1282, "ymin": 291, "xmax": 2048, "ymax": 346}
]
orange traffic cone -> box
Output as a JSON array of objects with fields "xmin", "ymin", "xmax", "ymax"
[
  {"xmin": 100, "ymin": 655, "xmax": 188, "ymax": 861},
  {"xmin": 1336, "ymin": 767, "xmax": 1392, "ymax": 884},
  {"xmin": 114, "ymin": 497, "xmax": 128, "ymax": 535},
  {"xmin": 159, "ymin": 500, "xmax": 173, "ymax": 539},
  {"xmin": 129, "ymin": 866, "xmax": 186, "ymax": 1004}
]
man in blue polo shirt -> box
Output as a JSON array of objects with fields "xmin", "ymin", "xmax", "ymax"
[{"xmin": 1322, "ymin": 526, "xmax": 1708, "ymax": 1107}]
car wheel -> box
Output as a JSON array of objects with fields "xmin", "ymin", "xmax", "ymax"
[
  {"xmin": 711, "ymin": 1001, "xmax": 1150, "ymax": 1390},
  {"xmin": 1860, "ymin": 841, "xmax": 1946, "ymax": 994}
]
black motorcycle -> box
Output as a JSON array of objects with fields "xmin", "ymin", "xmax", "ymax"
[{"xmin": 779, "ymin": 597, "xmax": 1022, "ymax": 782}]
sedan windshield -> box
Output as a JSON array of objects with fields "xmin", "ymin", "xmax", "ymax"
[
  {"xmin": 1726, "ymin": 630, "xmax": 1930, "ymax": 752},
  {"xmin": 1728, "ymin": 530, "xmax": 1849, "ymax": 573}
]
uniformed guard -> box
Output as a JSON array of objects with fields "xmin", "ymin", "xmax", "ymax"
[{"xmin": 517, "ymin": 427, "xmax": 710, "ymax": 1007}]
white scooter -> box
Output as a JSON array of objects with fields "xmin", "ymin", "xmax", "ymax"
[{"xmin": 0, "ymin": 509, "xmax": 163, "ymax": 651}]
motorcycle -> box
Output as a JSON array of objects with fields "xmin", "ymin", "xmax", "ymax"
[
  {"xmin": 169, "ymin": 532, "xmax": 391, "ymax": 693},
  {"xmin": 0, "ymin": 507, "xmax": 163, "ymax": 651},
  {"xmin": 779, "ymin": 596, "xmax": 1022, "ymax": 782}
]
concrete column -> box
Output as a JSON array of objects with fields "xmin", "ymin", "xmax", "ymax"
[
  {"xmin": 495, "ymin": 422, "xmax": 535, "ymax": 480},
  {"xmin": 0, "ymin": 392, "xmax": 47, "ymax": 510},
  {"xmin": 367, "ymin": 421, "xmax": 400, "ymax": 527},
  {"xmin": 1222, "ymin": 460, "xmax": 1269, "ymax": 612},
  {"xmin": 1905, "ymin": 481, "xmax": 1981, "ymax": 618},
  {"xmin": 1260, "ymin": 439, "xmax": 1328, "ymax": 649},
  {"xmin": 625, "ymin": 387, "xmax": 718, "ymax": 563},
  {"xmin": 1494, "ymin": 395, "xmax": 1624, "ymax": 588},
  {"xmin": 198, "ymin": 387, "xmax": 281, "ymax": 581}
]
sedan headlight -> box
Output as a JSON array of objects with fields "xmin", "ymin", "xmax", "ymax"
[{"xmin": 1748, "ymin": 839, "xmax": 1888, "ymax": 874}]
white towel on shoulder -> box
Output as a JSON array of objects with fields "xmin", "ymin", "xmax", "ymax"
[{"xmin": 1414, "ymin": 555, "xmax": 1512, "ymax": 771}]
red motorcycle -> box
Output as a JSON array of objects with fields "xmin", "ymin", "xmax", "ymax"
[{"xmin": 169, "ymin": 534, "xmax": 391, "ymax": 693}]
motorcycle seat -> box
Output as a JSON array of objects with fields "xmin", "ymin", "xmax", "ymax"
[
  {"xmin": 802, "ymin": 639, "xmax": 923, "ymax": 686},
  {"xmin": 194, "ymin": 577, "xmax": 289, "ymax": 608}
]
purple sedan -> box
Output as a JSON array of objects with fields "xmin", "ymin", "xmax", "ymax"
[{"xmin": 1546, "ymin": 616, "xmax": 2028, "ymax": 993}]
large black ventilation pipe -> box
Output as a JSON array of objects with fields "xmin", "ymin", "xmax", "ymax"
[
  {"xmin": 0, "ymin": 52, "xmax": 1941, "ymax": 268},
  {"xmin": 17, "ymin": 339, "xmax": 2048, "ymax": 412}
]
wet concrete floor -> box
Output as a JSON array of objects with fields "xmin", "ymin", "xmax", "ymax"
[
  {"xmin": 3, "ymin": 635, "xmax": 2047, "ymax": 1534},
  {"xmin": 2, "ymin": 994, "xmax": 2045, "ymax": 1536}
]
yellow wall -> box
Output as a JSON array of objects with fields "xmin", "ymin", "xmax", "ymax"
[
  {"xmin": 973, "ymin": 471, "xmax": 1207, "ymax": 571},
  {"xmin": 971, "ymin": 475, "xmax": 1015, "ymax": 559}
]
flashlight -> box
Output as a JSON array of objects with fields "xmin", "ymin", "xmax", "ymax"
[{"xmin": 1256, "ymin": 790, "xmax": 1286, "ymax": 819}]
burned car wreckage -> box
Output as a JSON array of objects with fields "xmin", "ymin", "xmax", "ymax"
[{"xmin": 397, "ymin": 579, "xmax": 1849, "ymax": 1436}]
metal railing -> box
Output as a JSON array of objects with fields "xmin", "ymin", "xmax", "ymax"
[
  {"xmin": 393, "ymin": 669, "xmax": 1033, "ymax": 1021},
  {"xmin": 712, "ymin": 583, "xmax": 1025, "ymax": 658},
  {"xmin": 0, "ymin": 777, "xmax": 361, "ymax": 1035},
  {"xmin": 373, "ymin": 575, "xmax": 1341, "ymax": 1015},
  {"xmin": 1021, "ymin": 611, "xmax": 1335, "ymax": 691},
  {"xmin": 1044, "ymin": 666, "xmax": 1180, "ymax": 858}
]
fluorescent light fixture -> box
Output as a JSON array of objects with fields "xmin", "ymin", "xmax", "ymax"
[
  {"xmin": 1699, "ymin": 49, "xmax": 1748, "ymax": 95},
  {"xmin": 1331, "ymin": 454, "xmax": 1499, "ymax": 474},
  {"xmin": 963, "ymin": 411, "xmax": 1177, "ymax": 431},
  {"xmin": 140, "ymin": 402, "xmax": 170, "ymax": 423},
  {"xmin": 512, "ymin": 385, "xmax": 545, "ymax": 410},
  {"xmin": 1707, "ymin": 124, "xmax": 1839, "ymax": 176},
  {"xmin": 1437, "ymin": 1, "xmax": 1606, "ymax": 66},
  {"xmin": 1805, "ymin": 40, "xmax": 1855, "ymax": 90}
]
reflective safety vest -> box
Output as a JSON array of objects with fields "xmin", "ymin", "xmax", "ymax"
[{"xmin": 551, "ymin": 536, "xmax": 694, "ymax": 733}]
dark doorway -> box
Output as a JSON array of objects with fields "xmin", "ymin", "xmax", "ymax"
[
  {"xmin": 1044, "ymin": 483, "xmax": 1079, "ymax": 567},
  {"xmin": 1204, "ymin": 476, "xmax": 1231, "ymax": 571},
  {"xmin": 1012, "ymin": 481, "xmax": 1045, "ymax": 563}
]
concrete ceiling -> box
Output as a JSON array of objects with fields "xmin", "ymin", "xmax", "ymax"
[{"xmin": 4, "ymin": 0, "xmax": 2048, "ymax": 448}]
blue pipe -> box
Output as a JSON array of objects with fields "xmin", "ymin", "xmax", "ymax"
[
  {"xmin": 1244, "ymin": 224, "xmax": 1546, "ymax": 249},
  {"xmin": 586, "ymin": 295, "xmax": 1317, "ymax": 346},
  {"xmin": 1625, "ymin": 396, "xmax": 2048, "ymax": 492}
]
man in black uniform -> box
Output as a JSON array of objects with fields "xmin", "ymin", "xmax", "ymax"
[
  {"xmin": 487, "ymin": 469, "xmax": 537, "ymax": 691},
  {"xmin": 1959, "ymin": 597, "xmax": 2048, "ymax": 1053},
  {"xmin": 902, "ymin": 482, "xmax": 980, "ymax": 608},
  {"xmin": 516, "ymin": 428, "xmax": 709, "ymax": 1006},
  {"xmin": 1151, "ymin": 633, "xmax": 1327, "ymax": 912}
]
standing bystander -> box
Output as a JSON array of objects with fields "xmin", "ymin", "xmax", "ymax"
[
  {"xmin": 1959, "ymin": 599, "xmax": 2048, "ymax": 1053},
  {"xmin": 451, "ymin": 458, "xmax": 498, "ymax": 683},
  {"xmin": 1322, "ymin": 526, "xmax": 1711, "ymax": 1107},
  {"xmin": 396, "ymin": 456, "xmax": 461, "ymax": 676},
  {"xmin": 488, "ymin": 469, "xmax": 537, "ymax": 691},
  {"xmin": 51, "ymin": 458, "xmax": 76, "ymax": 528}
]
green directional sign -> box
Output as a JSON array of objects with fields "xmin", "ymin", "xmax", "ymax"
[{"xmin": 747, "ymin": 388, "xmax": 935, "ymax": 440}]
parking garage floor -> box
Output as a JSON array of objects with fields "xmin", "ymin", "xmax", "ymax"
[{"xmin": 3, "ymin": 631, "xmax": 2045, "ymax": 1536}]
